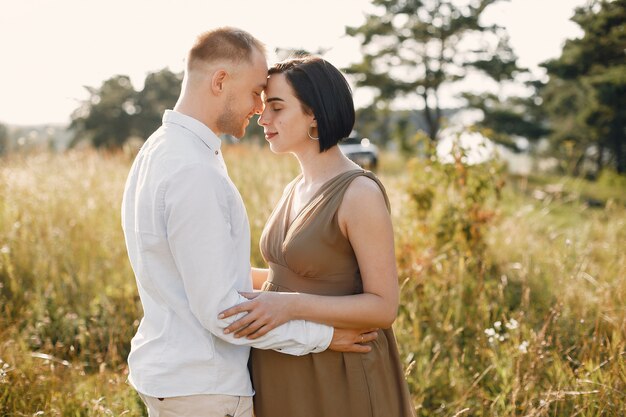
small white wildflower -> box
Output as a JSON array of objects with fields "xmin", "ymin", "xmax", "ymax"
[
  {"xmin": 498, "ymin": 335, "xmax": 505, "ymax": 342},
  {"xmin": 494, "ymin": 321, "xmax": 502, "ymax": 330},
  {"xmin": 565, "ymin": 239, "xmax": 572, "ymax": 246},
  {"xmin": 506, "ymin": 319, "xmax": 519, "ymax": 330},
  {"xmin": 488, "ymin": 336, "xmax": 495, "ymax": 344},
  {"xmin": 0, "ymin": 245, "xmax": 9, "ymax": 254},
  {"xmin": 518, "ymin": 341, "xmax": 529, "ymax": 353},
  {"xmin": 484, "ymin": 328, "xmax": 496, "ymax": 337}
]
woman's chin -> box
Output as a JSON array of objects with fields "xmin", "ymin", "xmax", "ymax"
[{"xmin": 268, "ymin": 143, "xmax": 287, "ymax": 154}]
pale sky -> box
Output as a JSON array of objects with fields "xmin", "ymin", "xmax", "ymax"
[{"xmin": 0, "ymin": 0, "xmax": 588, "ymax": 126}]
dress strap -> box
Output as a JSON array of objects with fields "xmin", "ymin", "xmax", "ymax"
[{"xmin": 326, "ymin": 170, "xmax": 391, "ymax": 212}]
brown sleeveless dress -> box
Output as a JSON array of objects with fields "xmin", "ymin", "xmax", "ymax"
[{"xmin": 250, "ymin": 169, "xmax": 415, "ymax": 417}]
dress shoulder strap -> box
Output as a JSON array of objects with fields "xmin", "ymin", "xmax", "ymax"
[{"xmin": 325, "ymin": 170, "xmax": 391, "ymax": 213}]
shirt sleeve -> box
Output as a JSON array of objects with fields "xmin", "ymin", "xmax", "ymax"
[{"xmin": 164, "ymin": 163, "xmax": 332, "ymax": 355}]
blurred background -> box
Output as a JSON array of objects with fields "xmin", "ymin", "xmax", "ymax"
[
  {"xmin": 2, "ymin": 0, "xmax": 623, "ymax": 178},
  {"xmin": 0, "ymin": 1, "xmax": 624, "ymax": 416}
]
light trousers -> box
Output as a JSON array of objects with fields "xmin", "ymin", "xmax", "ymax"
[{"xmin": 138, "ymin": 393, "xmax": 253, "ymax": 417}]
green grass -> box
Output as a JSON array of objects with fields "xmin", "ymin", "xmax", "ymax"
[{"xmin": 1, "ymin": 147, "xmax": 624, "ymax": 416}]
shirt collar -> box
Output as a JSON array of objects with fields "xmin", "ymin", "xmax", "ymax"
[{"xmin": 163, "ymin": 109, "xmax": 222, "ymax": 151}]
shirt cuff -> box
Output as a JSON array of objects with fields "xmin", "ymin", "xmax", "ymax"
[
  {"xmin": 308, "ymin": 324, "xmax": 333, "ymax": 353},
  {"xmin": 273, "ymin": 320, "xmax": 333, "ymax": 356}
]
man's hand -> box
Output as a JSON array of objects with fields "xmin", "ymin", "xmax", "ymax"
[{"xmin": 328, "ymin": 328, "xmax": 379, "ymax": 353}]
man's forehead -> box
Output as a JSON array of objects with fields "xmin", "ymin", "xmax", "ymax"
[
  {"xmin": 252, "ymin": 59, "xmax": 268, "ymax": 87},
  {"xmin": 251, "ymin": 48, "xmax": 268, "ymax": 70},
  {"xmin": 241, "ymin": 61, "xmax": 266, "ymax": 89}
]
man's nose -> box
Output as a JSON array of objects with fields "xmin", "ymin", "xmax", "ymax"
[
  {"xmin": 257, "ymin": 110, "xmax": 267, "ymax": 126},
  {"xmin": 253, "ymin": 96, "xmax": 264, "ymax": 115}
]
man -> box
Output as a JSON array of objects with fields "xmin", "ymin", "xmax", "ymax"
[{"xmin": 121, "ymin": 28, "xmax": 376, "ymax": 417}]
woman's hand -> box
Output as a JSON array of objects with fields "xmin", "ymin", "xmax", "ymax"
[
  {"xmin": 219, "ymin": 292, "xmax": 297, "ymax": 339},
  {"xmin": 329, "ymin": 328, "xmax": 379, "ymax": 353}
]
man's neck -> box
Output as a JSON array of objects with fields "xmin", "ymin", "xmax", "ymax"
[{"xmin": 174, "ymin": 95, "xmax": 220, "ymax": 135}]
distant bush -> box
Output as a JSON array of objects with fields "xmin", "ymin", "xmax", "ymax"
[{"xmin": 597, "ymin": 169, "xmax": 626, "ymax": 189}]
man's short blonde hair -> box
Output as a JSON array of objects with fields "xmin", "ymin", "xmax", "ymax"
[{"xmin": 187, "ymin": 27, "xmax": 266, "ymax": 71}]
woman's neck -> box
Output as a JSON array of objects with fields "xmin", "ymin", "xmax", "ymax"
[{"xmin": 294, "ymin": 145, "xmax": 359, "ymax": 188}]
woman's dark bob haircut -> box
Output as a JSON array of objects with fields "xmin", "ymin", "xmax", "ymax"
[{"xmin": 269, "ymin": 56, "xmax": 355, "ymax": 153}]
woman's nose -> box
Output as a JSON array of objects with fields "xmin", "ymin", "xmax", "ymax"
[{"xmin": 257, "ymin": 109, "xmax": 268, "ymax": 126}]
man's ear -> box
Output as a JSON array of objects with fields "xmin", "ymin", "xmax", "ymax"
[{"xmin": 211, "ymin": 69, "xmax": 228, "ymax": 95}]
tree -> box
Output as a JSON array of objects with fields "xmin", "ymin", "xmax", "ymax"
[
  {"xmin": 69, "ymin": 69, "xmax": 182, "ymax": 149},
  {"xmin": 133, "ymin": 68, "xmax": 182, "ymax": 140},
  {"xmin": 345, "ymin": 0, "xmax": 519, "ymax": 141},
  {"xmin": 70, "ymin": 75, "xmax": 136, "ymax": 149},
  {"xmin": 354, "ymin": 105, "xmax": 393, "ymax": 146},
  {"xmin": 542, "ymin": 0, "xmax": 626, "ymax": 174},
  {"xmin": 462, "ymin": 81, "xmax": 549, "ymax": 150},
  {"xmin": 0, "ymin": 123, "xmax": 8, "ymax": 155}
]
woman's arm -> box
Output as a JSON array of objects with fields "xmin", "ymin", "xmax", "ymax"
[
  {"xmin": 221, "ymin": 177, "xmax": 399, "ymax": 338},
  {"xmin": 251, "ymin": 267, "xmax": 269, "ymax": 290}
]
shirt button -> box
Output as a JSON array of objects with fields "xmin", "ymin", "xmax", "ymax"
[{"xmin": 215, "ymin": 150, "xmax": 219, "ymax": 155}]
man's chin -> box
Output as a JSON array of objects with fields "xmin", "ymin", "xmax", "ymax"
[
  {"xmin": 226, "ymin": 122, "xmax": 249, "ymax": 140},
  {"xmin": 231, "ymin": 129, "xmax": 246, "ymax": 140}
]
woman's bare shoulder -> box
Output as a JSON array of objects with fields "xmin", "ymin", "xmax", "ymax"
[{"xmin": 341, "ymin": 174, "xmax": 387, "ymax": 214}]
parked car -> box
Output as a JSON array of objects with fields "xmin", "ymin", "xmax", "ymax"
[{"xmin": 338, "ymin": 137, "xmax": 379, "ymax": 170}]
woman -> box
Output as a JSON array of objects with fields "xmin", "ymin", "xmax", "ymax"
[{"xmin": 220, "ymin": 56, "xmax": 414, "ymax": 417}]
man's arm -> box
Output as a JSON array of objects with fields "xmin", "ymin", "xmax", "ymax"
[
  {"xmin": 164, "ymin": 163, "xmax": 333, "ymax": 355},
  {"xmin": 219, "ymin": 176, "xmax": 399, "ymax": 337}
]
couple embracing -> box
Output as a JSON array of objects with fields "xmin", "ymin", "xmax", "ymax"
[{"xmin": 121, "ymin": 27, "xmax": 414, "ymax": 417}]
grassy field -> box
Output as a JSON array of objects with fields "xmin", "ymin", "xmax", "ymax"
[{"xmin": 0, "ymin": 146, "xmax": 624, "ymax": 416}]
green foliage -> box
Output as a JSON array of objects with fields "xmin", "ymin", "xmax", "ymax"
[
  {"xmin": 463, "ymin": 90, "xmax": 549, "ymax": 149},
  {"xmin": 398, "ymin": 136, "xmax": 505, "ymax": 351},
  {"xmin": 542, "ymin": 0, "xmax": 626, "ymax": 174},
  {"xmin": 345, "ymin": 0, "xmax": 520, "ymax": 140},
  {"xmin": 69, "ymin": 68, "xmax": 182, "ymax": 149},
  {"xmin": 0, "ymin": 123, "xmax": 7, "ymax": 156},
  {"xmin": 70, "ymin": 76, "xmax": 136, "ymax": 149},
  {"xmin": 133, "ymin": 69, "xmax": 183, "ymax": 140},
  {"xmin": 1, "ymin": 147, "xmax": 625, "ymax": 415},
  {"xmin": 596, "ymin": 168, "xmax": 626, "ymax": 193},
  {"xmin": 540, "ymin": 77, "xmax": 595, "ymax": 174}
]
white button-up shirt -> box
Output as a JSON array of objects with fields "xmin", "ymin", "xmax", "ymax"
[{"xmin": 121, "ymin": 110, "xmax": 333, "ymax": 398}]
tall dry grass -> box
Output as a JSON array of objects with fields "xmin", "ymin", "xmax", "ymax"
[{"xmin": 0, "ymin": 145, "xmax": 624, "ymax": 416}]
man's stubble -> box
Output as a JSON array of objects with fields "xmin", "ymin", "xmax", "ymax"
[{"xmin": 216, "ymin": 92, "xmax": 247, "ymax": 139}]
